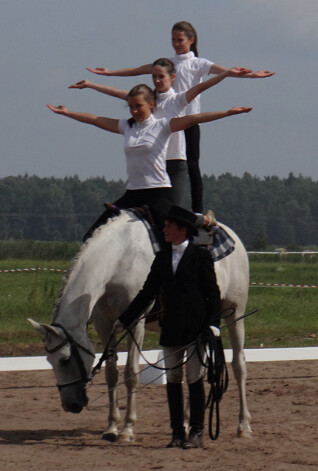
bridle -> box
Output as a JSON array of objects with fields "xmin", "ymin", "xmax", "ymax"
[{"xmin": 45, "ymin": 323, "xmax": 95, "ymax": 390}]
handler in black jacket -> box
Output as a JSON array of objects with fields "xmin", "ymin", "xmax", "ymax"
[{"xmin": 119, "ymin": 205, "xmax": 222, "ymax": 449}]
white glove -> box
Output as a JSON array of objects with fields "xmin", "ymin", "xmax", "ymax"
[{"xmin": 210, "ymin": 325, "xmax": 220, "ymax": 337}]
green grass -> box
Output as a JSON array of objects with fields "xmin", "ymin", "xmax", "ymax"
[
  {"xmin": 0, "ymin": 259, "xmax": 68, "ymax": 344},
  {"xmin": 221, "ymin": 259, "xmax": 318, "ymax": 349},
  {"xmin": 249, "ymin": 260, "xmax": 318, "ymax": 284},
  {"xmin": 241, "ymin": 288, "xmax": 318, "ymax": 348},
  {"xmin": 0, "ymin": 258, "xmax": 317, "ymax": 354}
]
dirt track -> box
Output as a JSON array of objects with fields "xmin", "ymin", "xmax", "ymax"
[{"xmin": 1, "ymin": 360, "xmax": 318, "ymax": 471}]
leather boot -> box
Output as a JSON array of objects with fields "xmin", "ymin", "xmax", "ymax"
[
  {"xmin": 166, "ymin": 382, "xmax": 186, "ymax": 448},
  {"xmin": 182, "ymin": 378, "xmax": 205, "ymax": 449}
]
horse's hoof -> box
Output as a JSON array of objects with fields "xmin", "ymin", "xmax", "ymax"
[
  {"xmin": 237, "ymin": 429, "xmax": 253, "ymax": 439},
  {"xmin": 118, "ymin": 433, "xmax": 135, "ymax": 443},
  {"xmin": 102, "ymin": 432, "xmax": 119, "ymax": 442}
]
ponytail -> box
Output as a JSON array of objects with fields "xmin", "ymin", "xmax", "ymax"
[{"xmin": 127, "ymin": 117, "xmax": 135, "ymax": 128}]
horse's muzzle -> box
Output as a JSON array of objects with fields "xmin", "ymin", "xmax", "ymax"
[{"xmin": 60, "ymin": 384, "xmax": 88, "ymax": 413}]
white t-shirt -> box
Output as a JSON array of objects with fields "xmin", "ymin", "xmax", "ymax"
[
  {"xmin": 154, "ymin": 88, "xmax": 188, "ymax": 161},
  {"xmin": 118, "ymin": 114, "xmax": 172, "ymax": 190},
  {"xmin": 171, "ymin": 51, "xmax": 214, "ymax": 115}
]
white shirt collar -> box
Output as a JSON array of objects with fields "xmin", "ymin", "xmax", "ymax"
[
  {"xmin": 136, "ymin": 114, "xmax": 155, "ymax": 128},
  {"xmin": 172, "ymin": 51, "xmax": 195, "ymax": 64},
  {"xmin": 172, "ymin": 239, "xmax": 189, "ymax": 253},
  {"xmin": 157, "ymin": 88, "xmax": 175, "ymax": 102}
]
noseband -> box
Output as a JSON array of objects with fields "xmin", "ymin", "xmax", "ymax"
[{"xmin": 46, "ymin": 323, "xmax": 95, "ymax": 390}]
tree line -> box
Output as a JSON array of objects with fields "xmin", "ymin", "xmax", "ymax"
[{"xmin": 1, "ymin": 173, "xmax": 317, "ymax": 248}]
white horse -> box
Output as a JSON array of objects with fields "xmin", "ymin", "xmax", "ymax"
[{"xmin": 29, "ymin": 209, "xmax": 251, "ymax": 441}]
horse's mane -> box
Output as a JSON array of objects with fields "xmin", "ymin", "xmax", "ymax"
[{"xmin": 51, "ymin": 214, "xmax": 126, "ymax": 321}]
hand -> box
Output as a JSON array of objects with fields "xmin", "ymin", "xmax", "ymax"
[
  {"xmin": 250, "ymin": 70, "xmax": 275, "ymax": 78},
  {"xmin": 227, "ymin": 106, "xmax": 253, "ymax": 116},
  {"xmin": 69, "ymin": 80, "xmax": 90, "ymax": 89},
  {"xmin": 210, "ymin": 325, "xmax": 220, "ymax": 337},
  {"xmin": 47, "ymin": 104, "xmax": 68, "ymax": 115},
  {"xmin": 203, "ymin": 209, "xmax": 217, "ymax": 227},
  {"xmin": 229, "ymin": 67, "xmax": 253, "ymax": 77},
  {"xmin": 86, "ymin": 67, "xmax": 111, "ymax": 76}
]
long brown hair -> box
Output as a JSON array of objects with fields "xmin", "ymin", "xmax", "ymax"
[{"xmin": 172, "ymin": 21, "xmax": 199, "ymax": 57}]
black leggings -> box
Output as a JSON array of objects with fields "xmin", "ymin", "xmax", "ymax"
[
  {"xmin": 185, "ymin": 124, "xmax": 202, "ymax": 213},
  {"xmin": 83, "ymin": 187, "xmax": 172, "ymax": 242},
  {"xmin": 166, "ymin": 159, "xmax": 188, "ymax": 206}
]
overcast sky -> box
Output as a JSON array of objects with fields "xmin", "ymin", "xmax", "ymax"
[{"xmin": 2, "ymin": 0, "xmax": 317, "ymax": 182}]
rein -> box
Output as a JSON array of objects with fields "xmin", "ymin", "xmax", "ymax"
[
  {"xmin": 89, "ymin": 329, "xmax": 128, "ymax": 381},
  {"xmin": 87, "ymin": 308, "xmax": 259, "ymax": 440},
  {"xmin": 46, "ymin": 323, "xmax": 95, "ymax": 390},
  {"xmin": 90, "ymin": 308, "xmax": 259, "ymax": 384},
  {"xmin": 89, "ymin": 322, "xmax": 194, "ymax": 383},
  {"xmin": 197, "ymin": 328, "xmax": 228, "ymax": 440},
  {"xmin": 198, "ymin": 308, "xmax": 259, "ymax": 440},
  {"xmin": 127, "ymin": 324, "xmax": 198, "ymax": 371}
]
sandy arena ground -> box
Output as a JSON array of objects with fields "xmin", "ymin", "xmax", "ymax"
[{"xmin": 1, "ymin": 360, "xmax": 317, "ymax": 471}]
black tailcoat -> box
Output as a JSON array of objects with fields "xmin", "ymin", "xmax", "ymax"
[{"xmin": 120, "ymin": 243, "xmax": 222, "ymax": 347}]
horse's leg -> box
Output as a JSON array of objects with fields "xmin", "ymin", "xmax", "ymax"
[
  {"xmin": 119, "ymin": 319, "xmax": 145, "ymax": 442},
  {"xmin": 92, "ymin": 313, "xmax": 121, "ymax": 441},
  {"xmin": 102, "ymin": 345, "xmax": 121, "ymax": 441},
  {"xmin": 225, "ymin": 305, "xmax": 252, "ymax": 438}
]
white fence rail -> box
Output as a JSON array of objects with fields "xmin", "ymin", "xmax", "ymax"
[
  {"xmin": 1, "ymin": 347, "xmax": 318, "ymax": 372},
  {"xmin": 247, "ymin": 251, "xmax": 318, "ymax": 255}
]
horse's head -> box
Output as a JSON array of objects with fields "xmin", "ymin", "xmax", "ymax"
[{"xmin": 28, "ymin": 318, "xmax": 95, "ymax": 413}]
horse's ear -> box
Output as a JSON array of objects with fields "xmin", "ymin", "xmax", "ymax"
[{"xmin": 28, "ymin": 318, "xmax": 60, "ymax": 337}]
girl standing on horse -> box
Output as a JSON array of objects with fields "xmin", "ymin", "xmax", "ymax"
[
  {"xmin": 47, "ymin": 84, "xmax": 252, "ymax": 239},
  {"xmin": 87, "ymin": 20, "xmax": 274, "ymax": 213},
  {"xmin": 70, "ymin": 58, "xmax": 250, "ymax": 206}
]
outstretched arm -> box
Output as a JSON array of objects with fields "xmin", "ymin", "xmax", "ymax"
[
  {"xmin": 185, "ymin": 67, "xmax": 252, "ymax": 104},
  {"xmin": 170, "ymin": 107, "xmax": 253, "ymax": 133},
  {"xmin": 47, "ymin": 105, "xmax": 120, "ymax": 133},
  {"xmin": 210, "ymin": 63, "xmax": 275, "ymax": 78},
  {"xmin": 69, "ymin": 80, "xmax": 128, "ymax": 100},
  {"xmin": 86, "ymin": 63, "xmax": 152, "ymax": 77}
]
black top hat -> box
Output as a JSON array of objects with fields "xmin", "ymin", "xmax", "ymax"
[{"xmin": 164, "ymin": 205, "xmax": 198, "ymax": 236}]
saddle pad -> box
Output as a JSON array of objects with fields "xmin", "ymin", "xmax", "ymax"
[
  {"xmin": 209, "ymin": 226, "xmax": 235, "ymax": 262},
  {"xmin": 128, "ymin": 208, "xmax": 235, "ymax": 261},
  {"xmin": 193, "ymin": 225, "xmax": 235, "ymax": 261},
  {"xmin": 128, "ymin": 208, "xmax": 161, "ymax": 254}
]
